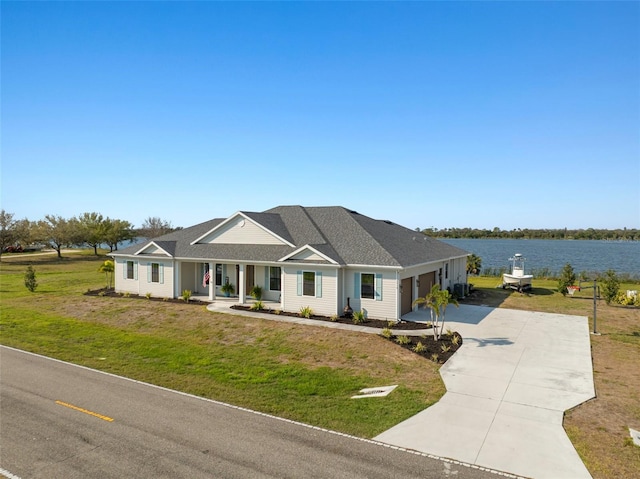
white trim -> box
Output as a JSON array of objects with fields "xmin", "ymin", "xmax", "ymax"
[
  {"xmin": 133, "ymin": 241, "xmax": 172, "ymax": 257},
  {"xmin": 278, "ymin": 244, "xmax": 339, "ymax": 265},
  {"xmin": 190, "ymin": 211, "xmax": 295, "ymax": 247}
]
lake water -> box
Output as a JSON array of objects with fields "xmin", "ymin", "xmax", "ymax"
[{"xmin": 441, "ymin": 239, "xmax": 640, "ymax": 278}]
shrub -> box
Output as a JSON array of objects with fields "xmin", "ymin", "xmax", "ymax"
[
  {"xmin": 440, "ymin": 344, "xmax": 451, "ymax": 353},
  {"xmin": 395, "ymin": 335, "xmax": 410, "ymax": 345},
  {"xmin": 182, "ymin": 290, "xmax": 192, "ymax": 302},
  {"xmin": 145, "ymin": 292, "xmax": 152, "ymax": 299},
  {"xmin": 330, "ymin": 314, "xmax": 339, "ymax": 322},
  {"xmin": 274, "ymin": 309, "xmax": 282, "ymax": 315},
  {"xmin": 299, "ymin": 306, "xmax": 313, "ymax": 318},
  {"xmin": 352, "ymin": 310, "xmax": 366, "ymax": 324},
  {"xmin": 250, "ymin": 285, "xmax": 263, "ymax": 300},
  {"xmin": 451, "ymin": 334, "xmax": 460, "ymax": 346},
  {"xmin": 24, "ymin": 265, "xmax": 38, "ymax": 292},
  {"xmin": 413, "ymin": 341, "xmax": 426, "ymax": 353},
  {"xmin": 558, "ymin": 263, "xmax": 576, "ymax": 296},
  {"xmin": 250, "ymin": 300, "xmax": 264, "ymax": 311},
  {"xmin": 380, "ymin": 327, "xmax": 394, "ymax": 339},
  {"xmin": 123, "ymin": 292, "xmax": 131, "ymax": 298},
  {"xmin": 221, "ymin": 282, "xmax": 234, "ymax": 296},
  {"xmin": 430, "ymin": 353, "xmax": 440, "ymax": 363},
  {"xmin": 599, "ymin": 269, "xmax": 620, "ymax": 305}
]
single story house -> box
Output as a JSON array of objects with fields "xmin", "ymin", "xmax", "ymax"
[{"xmin": 110, "ymin": 206, "xmax": 469, "ymax": 321}]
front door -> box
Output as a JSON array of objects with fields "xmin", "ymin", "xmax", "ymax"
[
  {"xmin": 401, "ymin": 277, "xmax": 413, "ymax": 316},
  {"xmin": 245, "ymin": 265, "xmax": 255, "ymax": 295}
]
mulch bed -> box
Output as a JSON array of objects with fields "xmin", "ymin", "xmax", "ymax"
[
  {"xmin": 84, "ymin": 288, "xmax": 209, "ymax": 305},
  {"xmin": 380, "ymin": 331, "xmax": 463, "ymax": 363},
  {"xmin": 230, "ymin": 304, "xmax": 430, "ymax": 330}
]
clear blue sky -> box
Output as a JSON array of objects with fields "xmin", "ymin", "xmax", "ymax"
[{"xmin": 2, "ymin": 1, "xmax": 639, "ymax": 231}]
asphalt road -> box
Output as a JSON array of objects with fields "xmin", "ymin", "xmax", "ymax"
[{"xmin": 0, "ymin": 346, "xmax": 501, "ymax": 479}]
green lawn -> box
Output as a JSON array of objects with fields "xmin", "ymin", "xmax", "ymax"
[
  {"xmin": 3, "ymin": 253, "xmax": 638, "ymax": 477},
  {"xmin": 0, "ymin": 251, "xmax": 443, "ymax": 438}
]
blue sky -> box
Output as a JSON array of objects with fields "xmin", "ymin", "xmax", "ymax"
[{"xmin": 2, "ymin": 1, "xmax": 638, "ymax": 230}]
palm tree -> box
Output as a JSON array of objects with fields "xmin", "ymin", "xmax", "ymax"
[
  {"xmin": 466, "ymin": 254, "xmax": 482, "ymax": 275},
  {"xmin": 413, "ymin": 286, "xmax": 439, "ymax": 340},
  {"xmin": 98, "ymin": 260, "xmax": 115, "ymax": 289},
  {"xmin": 413, "ymin": 284, "xmax": 459, "ymax": 341},
  {"xmin": 436, "ymin": 286, "xmax": 459, "ymax": 340}
]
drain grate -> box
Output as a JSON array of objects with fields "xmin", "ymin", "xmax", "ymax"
[
  {"xmin": 630, "ymin": 428, "xmax": 640, "ymax": 447},
  {"xmin": 351, "ymin": 385, "xmax": 397, "ymax": 399}
]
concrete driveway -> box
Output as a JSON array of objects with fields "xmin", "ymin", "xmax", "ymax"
[{"xmin": 374, "ymin": 304, "xmax": 595, "ymax": 479}]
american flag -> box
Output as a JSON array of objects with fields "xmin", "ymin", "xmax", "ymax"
[{"xmin": 203, "ymin": 270, "xmax": 210, "ymax": 287}]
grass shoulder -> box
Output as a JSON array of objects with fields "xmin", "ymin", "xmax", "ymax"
[{"xmin": 0, "ymin": 254, "xmax": 444, "ymax": 438}]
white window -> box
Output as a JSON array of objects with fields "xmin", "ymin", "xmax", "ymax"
[
  {"xmin": 125, "ymin": 261, "xmax": 137, "ymax": 280},
  {"xmin": 303, "ymin": 271, "xmax": 315, "ymax": 296},
  {"xmin": 151, "ymin": 263, "xmax": 160, "ymax": 282},
  {"xmin": 361, "ymin": 273, "xmax": 375, "ymax": 299},
  {"xmin": 296, "ymin": 270, "xmax": 322, "ymax": 298},
  {"xmin": 355, "ymin": 272, "xmax": 383, "ymax": 301},
  {"xmin": 269, "ymin": 267, "xmax": 281, "ymax": 291},
  {"xmin": 147, "ymin": 262, "xmax": 163, "ymax": 284}
]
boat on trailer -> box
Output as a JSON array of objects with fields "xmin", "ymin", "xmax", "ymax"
[{"xmin": 502, "ymin": 254, "xmax": 533, "ymax": 292}]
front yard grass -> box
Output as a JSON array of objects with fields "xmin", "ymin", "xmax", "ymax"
[
  {"xmin": 465, "ymin": 276, "xmax": 640, "ymax": 479},
  {"xmin": 2, "ymin": 253, "xmax": 638, "ymax": 477},
  {"xmin": 0, "ymin": 252, "xmax": 443, "ymax": 438}
]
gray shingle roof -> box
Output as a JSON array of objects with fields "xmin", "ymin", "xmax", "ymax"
[{"xmin": 113, "ymin": 206, "xmax": 469, "ymax": 268}]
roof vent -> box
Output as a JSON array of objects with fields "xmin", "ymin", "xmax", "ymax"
[
  {"xmin": 349, "ymin": 210, "xmax": 359, "ymax": 215},
  {"xmin": 383, "ymin": 220, "xmax": 393, "ymax": 225}
]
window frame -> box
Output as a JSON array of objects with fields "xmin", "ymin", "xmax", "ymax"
[
  {"xmin": 360, "ymin": 273, "xmax": 375, "ymax": 299},
  {"xmin": 151, "ymin": 263, "xmax": 160, "ymax": 283},
  {"xmin": 269, "ymin": 267, "xmax": 281, "ymax": 291},
  {"xmin": 126, "ymin": 260, "xmax": 135, "ymax": 280},
  {"xmin": 215, "ymin": 264, "xmax": 222, "ymax": 286},
  {"xmin": 302, "ymin": 271, "xmax": 315, "ymax": 296}
]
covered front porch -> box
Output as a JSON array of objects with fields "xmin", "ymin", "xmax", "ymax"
[{"xmin": 177, "ymin": 260, "xmax": 282, "ymax": 304}]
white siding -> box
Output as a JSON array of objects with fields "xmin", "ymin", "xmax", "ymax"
[
  {"xmin": 281, "ymin": 267, "xmax": 337, "ymax": 317},
  {"xmin": 200, "ymin": 216, "xmax": 285, "ymax": 245},
  {"xmin": 345, "ymin": 269, "xmax": 398, "ymax": 321},
  {"xmin": 114, "ymin": 259, "xmax": 139, "ymax": 295},
  {"xmin": 138, "ymin": 260, "xmax": 174, "ymax": 299},
  {"xmin": 138, "ymin": 244, "xmax": 168, "ymax": 255},
  {"xmin": 181, "ymin": 262, "xmax": 197, "ymax": 294},
  {"xmin": 288, "ymin": 249, "xmax": 326, "ymax": 261},
  {"xmin": 260, "ymin": 265, "xmax": 282, "ymax": 301}
]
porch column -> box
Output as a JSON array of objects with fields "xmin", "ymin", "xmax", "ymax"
[
  {"xmin": 238, "ymin": 264, "xmax": 245, "ymax": 304},
  {"xmin": 208, "ymin": 262, "xmax": 215, "ymax": 301},
  {"xmin": 174, "ymin": 261, "xmax": 180, "ymax": 299}
]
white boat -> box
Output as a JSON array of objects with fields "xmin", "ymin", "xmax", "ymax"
[{"xmin": 502, "ymin": 254, "xmax": 533, "ymax": 291}]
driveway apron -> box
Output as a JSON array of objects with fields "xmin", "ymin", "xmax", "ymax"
[{"xmin": 374, "ymin": 305, "xmax": 595, "ymax": 479}]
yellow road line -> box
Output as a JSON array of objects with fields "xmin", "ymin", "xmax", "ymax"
[{"xmin": 55, "ymin": 400, "xmax": 114, "ymax": 422}]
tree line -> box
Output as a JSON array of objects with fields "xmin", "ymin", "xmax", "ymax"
[
  {"xmin": 0, "ymin": 210, "xmax": 177, "ymax": 259},
  {"xmin": 419, "ymin": 227, "xmax": 639, "ymax": 241}
]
